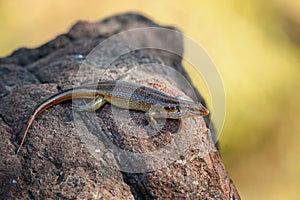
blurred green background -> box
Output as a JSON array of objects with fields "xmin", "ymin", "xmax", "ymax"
[{"xmin": 1, "ymin": 0, "xmax": 299, "ymax": 199}]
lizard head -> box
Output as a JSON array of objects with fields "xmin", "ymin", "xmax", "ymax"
[{"xmin": 163, "ymin": 102, "xmax": 209, "ymax": 119}]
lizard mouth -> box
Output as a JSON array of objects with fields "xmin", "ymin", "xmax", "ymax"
[
  {"xmin": 186, "ymin": 104, "xmax": 209, "ymax": 116},
  {"xmin": 202, "ymin": 107, "xmax": 210, "ymax": 116},
  {"xmin": 198, "ymin": 104, "xmax": 210, "ymax": 116}
]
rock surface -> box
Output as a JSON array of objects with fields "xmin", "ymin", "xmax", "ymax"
[{"xmin": 0, "ymin": 13, "xmax": 240, "ymax": 199}]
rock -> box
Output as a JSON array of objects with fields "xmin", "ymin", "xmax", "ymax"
[{"xmin": 0, "ymin": 13, "xmax": 240, "ymax": 199}]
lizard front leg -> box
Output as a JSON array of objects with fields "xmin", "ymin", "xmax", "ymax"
[{"xmin": 145, "ymin": 105, "xmax": 167, "ymax": 131}]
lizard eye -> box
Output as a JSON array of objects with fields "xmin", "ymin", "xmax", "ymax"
[{"xmin": 164, "ymin": 106, "xmax": 180, "ymax": 112}]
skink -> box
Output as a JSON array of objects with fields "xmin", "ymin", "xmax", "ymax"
[{"xmin": 17, "ymin": 81, "xmax": 209, "ymax": 153}]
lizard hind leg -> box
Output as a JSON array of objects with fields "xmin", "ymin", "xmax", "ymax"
[{"xmin": 72, "ymin": 95, "xmax": 106, "ymax": 112}]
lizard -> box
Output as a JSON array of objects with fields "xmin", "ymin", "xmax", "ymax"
[{"xmin": 16, "ymin": 80, "xmax": 209, "ymax": 153}]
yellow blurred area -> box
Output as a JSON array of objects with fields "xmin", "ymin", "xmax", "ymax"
[{"xmin": 1, "ymin": 0, "xmax": 300, "ymax": 199}]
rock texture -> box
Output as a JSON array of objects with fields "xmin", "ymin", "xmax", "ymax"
[{"xmin": 0, "ymin": 13, "xmax": 240, "ymax": 199}]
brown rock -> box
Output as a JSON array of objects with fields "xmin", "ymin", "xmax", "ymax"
[{"xmin": 0, "ymin": 13, "xmax": 240, "ymax": 199}]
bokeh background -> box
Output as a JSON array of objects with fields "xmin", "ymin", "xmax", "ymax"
[{"xmin": 1, "ymin": 0, "xmax": 299, "ymax": 199}]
